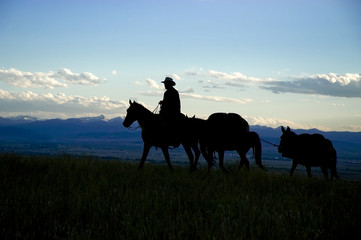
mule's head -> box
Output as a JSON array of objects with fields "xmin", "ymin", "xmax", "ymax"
[
  {"xmin": 123, "ymin": 100, "xmax": 140, "ymax": 128},
  {"xmin": 278, "ymin": 126, "xmax": 297, "ymax": 157}
]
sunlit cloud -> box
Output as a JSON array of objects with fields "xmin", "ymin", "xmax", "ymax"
[
  {"xmin": 186, "ymin": 69, "xmax": 361, "ymax": 98},
  {"xmin": 246, "ymin": 116, "xmax": 331, "ymax": 131},
  {"xmin": 261, "ymin": 73, "xmax": 361, "ymax": 98},
  {"xmin": 186, "ymin": 69, "xmax": 271, "ymax": 90},
  {"xmin": 344, "ymin": 125, "xmax": 361, "ymax": 131},
  {"xmin": 170, "ymin": 74, "xmax": 181, "ymax": 80},
  {"xmin": 0, "ymin": 68, "xmax": 105, "ymax": 89},
  {"xmin": 145, "ymin": 78, "xmax": 163, "ymax": 90},
  {"xmin": 0, "ymin": 89, "xmax": 127, "ymax": 118},
  {"xmin": 181, "ymin": 93, "xmax": 252, "ymax": 104},
  {"xmin": 207, "ymin": 70, "xmax": 263, "ymax": 82}
]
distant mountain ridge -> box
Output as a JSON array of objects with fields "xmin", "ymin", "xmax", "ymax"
[
  {"xmin": 0, "ymin": 115, "xmax": 360, "ymax": 163},
  {"xmin": 0, "ymin": 115, "xmax": 136, "ymax": 143},
  {"xmin": 1, "ymin": 115, "xmax": 360, "ymax": 144}
]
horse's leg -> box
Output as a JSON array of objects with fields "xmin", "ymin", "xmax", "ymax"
[
  {"xmin": 183, "ymin": 144, "xmax": 195, "ymax": 171},
  {"xmin": 306, "ymin": 165, "xmax": 312, "ymax": 178},
  {"xmin": 139, "ymin": 143, "xmax": 151, "ymax": 170},
  {"xmin": 289, "ymin": 160, "xmax": 297, "ymax": 176},
  {"xmin": 240, "ymin": 155, "xmax": 250, "ymax": 170},
  {"xmin": 320, "ymin": 166, "xmax": 329, "ymax": 179},
  {"xmin": 330, "ymin": 166, "xmax": 339, "ymax": 180},
  {"xmin": 200, "ymin": 143, "xmax": 213, "ymax": 171},
  {"xmin": 192, "ymin": 144, "xmax": 201, "ymax": 170},
  {"xmin": 161, "ymin": 146, "xmax": 174, "ymax": 172},
  {"xmin": 237, "ymin": 148, "xmax": 250, "ymax": 170},
  {"xmin": 218, "ymin": 150, "xmax": 229, "ymax": 173}
]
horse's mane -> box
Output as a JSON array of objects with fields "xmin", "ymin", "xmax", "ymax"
[{"xmin": 132, "ymin": 101, "xmax": 154, "ymax": 115}]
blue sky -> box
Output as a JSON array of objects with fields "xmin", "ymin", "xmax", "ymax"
[{"xmin": 0, "ymin": 0, "xmax": 360, "ymax": 131}]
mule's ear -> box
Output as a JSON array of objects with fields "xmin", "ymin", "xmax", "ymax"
[
  {"xmin": 287, "ymin": 126, "xmax": 290, "ymax": 132},
  {"xmin": 129, "ymin": 100, "xmax": 133, "ymax": 105},
  {"xmin": 281, "ymin": 126, "xmax": 285, "ymax": 133}
]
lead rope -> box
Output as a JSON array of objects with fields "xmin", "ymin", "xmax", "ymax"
[{"xmin": 260, "ymin": 138, "xmax": 279, "ymax": 148}]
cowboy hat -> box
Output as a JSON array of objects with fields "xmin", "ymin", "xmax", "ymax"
[{"xmin": 161, "ymin": 77, "xmax": 176, "ymax": 86}]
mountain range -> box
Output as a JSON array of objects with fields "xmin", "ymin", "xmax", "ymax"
[{"xmin": 0, "ymin": 115, "xmax": 360, "ymax": 167}]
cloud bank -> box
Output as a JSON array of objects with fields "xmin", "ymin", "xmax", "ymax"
[
  {"xmin": 0, "ymin": 68, "xmax": 105, "ymax": 89},
  {"xmin": 143, "ymin": 77, "xmax": 251, "ymax": 104},
  {"xmin": 0, "ymin": 89, "xmax": 127, "ymax": 118},
  {"xmin": 262, "ymin": 73, "xmax": 361, "ymax": 98},
  {"xmin": 186, "ymin": 69, "xmax": 361, "ymax": 98}
]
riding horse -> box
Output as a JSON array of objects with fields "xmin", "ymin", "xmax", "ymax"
[
  {"xmin": 123, "ymin": 100, "xmax": 200, "ymax": 171},
  {"xmin": 278, "ymin": 126, "xmax": 339, "ymax": 179},
  {"xmin": 199, "ymin": 113, "xmax": 266, "ymax": 172}
]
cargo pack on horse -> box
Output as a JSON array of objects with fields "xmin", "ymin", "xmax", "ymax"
[
  {"xmin": 278, "ymin": 126, "xmax": 339, "ymax": 179},
  {"xmin": 199, "ymin": 113, "xmax": 266, "ymax": 172}
]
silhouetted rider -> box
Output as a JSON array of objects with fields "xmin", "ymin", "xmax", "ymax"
[
  {"xmin": 158, "ymin": 77, "xmax": 183, "ymax": 147},
  {"xmin": 159, "ymin": 77, "xmax": 181, "ymax": 121}
]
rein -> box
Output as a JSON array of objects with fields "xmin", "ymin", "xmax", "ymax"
[
  {"xmin": 260, "ymin": 138, "xmax": 279, "ymax": 148},
  {"xmin": 126, "ymin": 125, "xmax": 140, "ymax": 131},
  {"xmin": 152, "ymin": 103, "xmax": 160, "ymax": 114}
]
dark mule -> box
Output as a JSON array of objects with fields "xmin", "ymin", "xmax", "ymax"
[
  {"xmin": 123, "ymin": 100, "xmax": 200, "ymax": 171},
  {"xmin": 199, "ymin": 113, "xmax": 266, "ymax": 172},
  {"xmin": 278, "ymin": 126, "xmax": 339, "ymax": 179}
]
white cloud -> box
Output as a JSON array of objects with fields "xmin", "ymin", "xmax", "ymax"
[
  {"xmin": 343, "ymin": 125, "xmax": 361, "ymax": 131},
  {"xmin": 170, "ymin": 74, "xmax": 181, "ymax": 80},
  {"xmin": 185, "ymin": 69, "xmax": 267, "ymax": 90},
  {"xmin": 262, "ymin": 73, "xmax": 361, "ymax": 98},
  {"xmin": 145, "ymin": 78, "xmax": 163, "ymax": 90},
  {"xmin": 246, "ymin": 116, "xmax": 331, "ymax": 131},
  {"xmin": 54, "ymin": 68, "xmax": 104, "ymax": 85},
  {"xmin": 0, "ymin": 68, "xmax": 105, "ymax": 89},
  {"xmin": 112, "ymin": 70, "xmax": 117, "ymax": 75},
  {"xmin": 0, "ymin": 89, "xmax": 127, "ymax": 118},
  {"xmin": 207, "ymin": 70, "xmax": 262, "ymax": 82},
  {"xmin": 181, "ymin": 93, "xmax": 252, "ymax": 104},
  {"xmin": 0, "ymin": 68, "xmax": 67, "ymax": 89}
]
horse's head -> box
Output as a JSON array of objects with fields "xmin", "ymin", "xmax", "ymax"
[
  {"xmin": 278, "ymin": 126, "xmax": 297, "ymax": 157},
  {"xmin": 123, "ymin": 100, "xmax": 142, "ymax": 128}
]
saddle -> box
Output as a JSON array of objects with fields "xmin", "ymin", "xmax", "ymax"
[{"xmin": 158, "ymin": 113, "xmax": 186, "ymax": 148}]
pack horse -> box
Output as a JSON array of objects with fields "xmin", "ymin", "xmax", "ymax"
[{"xmin": 278, "ymin": 126, "xmax": 339, "ymax": 179}]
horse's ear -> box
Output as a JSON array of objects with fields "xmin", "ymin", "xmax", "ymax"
[
  {"xmin": 129, "ymin": 100, "xmax": 133, "ymax": 105},
  {"xmin": 287, "ymin": 126, "xmax": 290, "ymax": 132},
  {"xmin": 281, "ymin": 126, "xmax": 285, "ymax": 133}
]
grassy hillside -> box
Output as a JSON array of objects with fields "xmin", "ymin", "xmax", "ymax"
[{"xmin": 1, "ymin": 153, "xmax": 361, "ymax": 239}]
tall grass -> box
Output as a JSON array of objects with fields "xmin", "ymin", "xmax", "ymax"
[{"xmin": 1, "ymin": 153, "xmax": 361, "ymax": 239}]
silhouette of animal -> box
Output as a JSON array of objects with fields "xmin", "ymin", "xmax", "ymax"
[
  {"xmin": 123, "ymin": 100, "xmax": 201, "ymax": 171},
  {"xmin": 199, "ymin": 113, "xmax": 266, "ymax": 172},
  {"xmin": 278, "ymin": 126, "xmax": 339, "ymax": 179}
]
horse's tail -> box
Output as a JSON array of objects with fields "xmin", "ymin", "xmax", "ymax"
[{"xmin": 249, "ymin": 131, "xmax": 266, "ymax": 170}]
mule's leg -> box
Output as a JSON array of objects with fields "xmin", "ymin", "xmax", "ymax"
[
  {"xmin": 139, "ymin": 144, "xmax": 151, "ymax": 170},
  {"xmin": 161, "ymin": 146, "xmax": 174, "ymax": 172},
  {"xmin": 289, "ymin": 161, "xmax": 297, "ymax": 176},
  {"xmin": 218, "ymin": 150, "xmax": 229, "ymax": 173}
]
